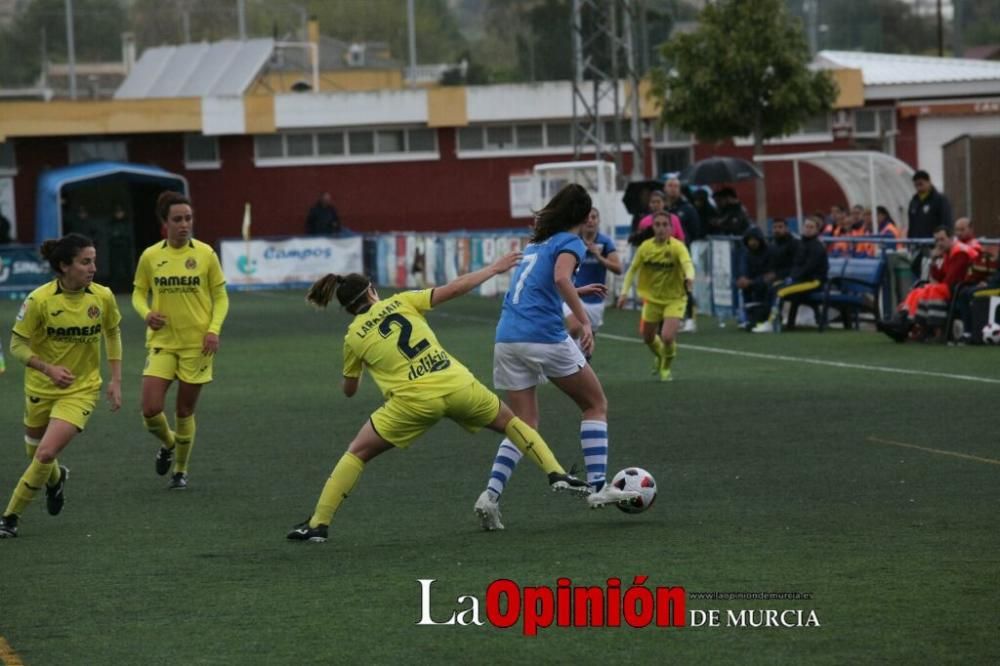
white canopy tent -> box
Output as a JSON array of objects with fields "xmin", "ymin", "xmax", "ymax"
[{"xmin": 753, "ymin": 151, "xmax": 915, "ymax": 233}]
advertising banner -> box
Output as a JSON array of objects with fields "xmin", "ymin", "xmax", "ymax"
[
  {"xmin": 0, "ymin": 244, "xmax": 52, "ymax": 299},
  {"xmin": 220, "ymin": 236, "xmax": 363, "ymax": 290}
]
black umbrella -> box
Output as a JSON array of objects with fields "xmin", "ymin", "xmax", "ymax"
[
  {"xmin": 621, "ymin": 179, "xmax": 664, "ymax": 215},
  {"xmin": 679, "ymin": 157, "xmax": 763, "ymax": 185}
]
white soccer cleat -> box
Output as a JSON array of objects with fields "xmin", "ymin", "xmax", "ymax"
[
  {"xmin": 751, "ymin": 319, "xmax": 774, "ymax": 334},
  {"xmin": 586, "ymin": 483, "xmax": 640, "ymax": 509},
  {"xmin": 474, "ymin": 490, "xmax": 504, "ymax": 531},
  {"xmin": 680, "ymin": 318, "xmax": 698, "ymax": 333}
]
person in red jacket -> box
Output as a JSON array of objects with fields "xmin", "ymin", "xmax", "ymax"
[
  {"xmin": 954, "ymin": 217, "xmax": 981, "ymax": 259},
  {"xmin": 877, "ymin": 226, "xmax": 974, "ymax": 342}
]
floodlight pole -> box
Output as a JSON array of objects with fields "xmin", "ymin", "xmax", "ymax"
[
  {"xmin": 238, "ymin": 0, "xmax": 247, "ymax": 40},
  {"xmin": 64, "ymin": 0, "xmax": 77, "ymax": 99},
  {"xmin": 407, "ymin": 0, "xmax": 417, "ymax": 87},
  {"xmin": 570, "ymin": 0, "xmax": 645, "ymax": 187}
]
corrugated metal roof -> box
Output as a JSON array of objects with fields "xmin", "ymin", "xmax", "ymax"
[
  {"xmin": 115, "ymin": 38, "xmax": 273, "ymax": 99},
  {"xmin": 816, "ymin": 50, "xmax": 1000, "ymax": 86}
]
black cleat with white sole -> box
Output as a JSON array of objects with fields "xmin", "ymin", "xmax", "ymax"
[
  {"xmin": 155, "ymin": 447, "xmax": 174, "ymax": 476},
  {"xmin": 0, "ymin": 514, "xmax": 18, "ymax": 538},
  {"xmin": 46, "ymin": 465, "xmax": 69, "ymax": 516},
  {"xmin": 548, "ymin": 472, "xmax": 592, "ymax": 497},
  {"xmin": 286, "ymin": 520, "xmax": 328, "ymax": 543}
]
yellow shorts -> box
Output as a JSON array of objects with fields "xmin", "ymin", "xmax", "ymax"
[
  {"xmin": 370, "ymin": 380, "xmax": 502, "ymax": 448},
  {"xmin": 641, "ymin": 298, "xmax": 687, "ymax": 324},
  {"xmin": 24, "ymin": 390, "xmax": 99, "ymax": 431},
  {"xmin": 144, "ymin": 347, "xmax": 214, "ymax": 384}
]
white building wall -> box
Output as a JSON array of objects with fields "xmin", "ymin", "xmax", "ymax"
[
  {"xmin": 201, "ymin": 96, "xmax": 245, "ymax": 136},
  {"xmin": 275, "ymin": 89, "xmax": 428, "ymax": 129},
  {"xmin": 465, "ymin": 81, "xmax": 626, "ymax": 122},
  {"xmin": 917, "ymin": 115, "xmax": 1000, "ymax": 185}
]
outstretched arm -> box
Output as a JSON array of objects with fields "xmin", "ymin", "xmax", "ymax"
[
  {"xmin": 617, "ymin": 247, "xmax": 642, "ymax": 308},
  {"xmin": 602, "ymin": 249, "xmax": 623, "ymax": 275},
  {"xmin": 430, "ymin": 250, "xmax": 522, "ymax": 308},
  {"xmin": 555, "ymin": 253, "xmax": 593, "ymax": 356}
]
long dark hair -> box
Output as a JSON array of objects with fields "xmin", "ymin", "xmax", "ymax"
[
  {"xmin": 306, "ymin": 273, "xmax": 372, "ymax": 314},
  {"xmin": 531, "ymin": 184, "xmax": 592, "ymax": 243},
  {"xmin": 156, "ymin": 191, "xmax": 192, "ymax": 223},
  {"xmin": 40, "ymin": 233, "xmax": 93, "ymax": 274}
]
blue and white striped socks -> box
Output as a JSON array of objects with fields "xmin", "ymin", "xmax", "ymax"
[
  {"xmin": 581, "ymin": 420, "xmax": 609, "ymax": 490},
  {"xmin": 485, "ymin": 420, "xmax": 610, "ymax": 499},
  {"xmin": 486, "ymin": 439, "xmax": 523, "ymax": 500}
]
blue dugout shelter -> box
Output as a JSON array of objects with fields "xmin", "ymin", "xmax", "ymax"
[
  {"xmin": 34, "ymin": 161, "xmax": 188, "ymax": 243},
  {"xmin": 34, "ymin": 161, "xmax": 188, "ymax": 291}
]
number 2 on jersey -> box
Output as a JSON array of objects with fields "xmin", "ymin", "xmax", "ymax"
[
  {"xmin": 379, "ymin": 313, "xmax": 430, "ymax": 359},
  {"xmin": 511, "ymin": 253, "xmax": 539, "ymax": 304}
]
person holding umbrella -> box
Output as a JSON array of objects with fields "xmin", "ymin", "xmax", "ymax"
[
  {"xmin": 713, "ymin": 188, "xmax": 752, "ymax": 236},
  {"xmin": 680, "ymin": 156, "xmax": 760, "ymax": 236}
]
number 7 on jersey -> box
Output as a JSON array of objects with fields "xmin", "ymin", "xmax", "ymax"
[{"xmin": 511, "ymin": 253, "xmax": 538, "ymax": 305}]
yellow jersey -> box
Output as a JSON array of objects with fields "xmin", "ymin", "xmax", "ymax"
[
  {"xmin": 343, "ymin": 289, "xmax": 475, "ymax": 400},
  {"xmin": 13, "ymin": 280, "xmax": 121, "ymax": 398},
  {"xmin": 622, "ymin": 237, "xmax": 695, "ymax": 303},
  {"xmin": 133, "ymin": 238, "xmax": 228, "ymax": 350}
]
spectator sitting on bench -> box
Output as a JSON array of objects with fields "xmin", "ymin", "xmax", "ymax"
[
  {"xmin": 954, "ymin": 217, "xmax": 981, "ymax": 258},
  {"xmin": 876, "ymin": 226, "xmax": 974, "ymax": 343},
  {"xmin": 752, "ymin": 216, "xmax": 829, "ymax": 333},
  {"xmin": 956, "ymin": 268, "xmax": 1000, "ymax": 344},
  {"xmin": 826, "ymin": 204, "xmax": 857, "ymax": 257},
  {"xmin": 769, "ymin": 219, "xmax": 799, "ymax": 281},
  {"xmin": 736, "ymin": 226, "xmax": 773, "ymax": 330}
]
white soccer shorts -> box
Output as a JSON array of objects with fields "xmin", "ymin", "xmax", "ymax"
[
  {"xmin": 561, "ymin": 300, "xmax": 606, "ymax": 330},
  {"xmin": 493, "ymin": 336, "xmax": 587, "ymax": 391}
]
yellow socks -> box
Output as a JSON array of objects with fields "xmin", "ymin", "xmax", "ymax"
[
  {"xmin": 503, "ymin": 417, "xmax": 565, "ymax": 476},
  {"xmin": 310, "ymin": 452, "xmax": 365, "ymax": 528},
  {"xmin": 173, "ymin": 415, "xmax": 195, "ymax": 474},
  {"xmin": 661, "ymin": 340, "xmax": 677, "ymax": 372},
  {"xmin": 23, "ymin": 437, "xmax": 62, "ymax": 486},
  {"xmin": 144, "ymin": 412, "xmax": 175, "ymax": 449},
  {"xmin": 4, "ymin": 458, "xmax": 54, "ymax": 517},
  {"xmin": 646, "ymin": 336, "xmax": 665, "ymax": 361}
]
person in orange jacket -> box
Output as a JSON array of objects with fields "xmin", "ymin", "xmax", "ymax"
[{"xmin": 877, "ymin": 226, "xmax": 974, "ymax": 342}]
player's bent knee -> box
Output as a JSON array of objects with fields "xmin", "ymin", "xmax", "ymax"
[{"xmin": 141, "ymin": 406, "xmax": 162, "ymax": 419}]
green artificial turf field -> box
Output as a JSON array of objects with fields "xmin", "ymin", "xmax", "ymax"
[{"xmin": 1, "ymin": 291, "xmax": 997, "ymax": 665}]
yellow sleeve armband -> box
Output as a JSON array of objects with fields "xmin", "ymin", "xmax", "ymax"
[
  {"xmin": 207, "ymin": 281, "xmax": 230, "ymax": 335},
  {"xmin": 104, "ymin": 326, "xmax": 123, "ymax": 361},
  {"xmin": 131, "ymin": 285, "xmax": 150, "ymax": 321},
  {"xmin": 10, "ymin": 332, "xmax": 36, "ymax": 366}
]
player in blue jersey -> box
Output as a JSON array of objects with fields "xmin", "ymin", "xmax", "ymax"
[
  {"xmin": 562, "ymin": 207, "xmax": 621, "ymax": 351},
  {"xmin": 474, "ymin": 184, "xmax": 638, "ymax": 530}
]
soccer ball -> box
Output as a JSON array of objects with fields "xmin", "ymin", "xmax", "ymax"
[
  {"xmin": 610, "ymin": 467, "xmax": 657, "ymax": 514},
  {"xmin": 982, "ymin": 323, "xmax": 1000, "ymax": 345}
]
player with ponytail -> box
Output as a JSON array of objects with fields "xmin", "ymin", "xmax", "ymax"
[
  {"xmin": 287, "ymin": 255, "xmax": 589, "ymax": 543},
  {"xmin": 1, "ymin": 233, "xmax": 123, "ymax": 538}
]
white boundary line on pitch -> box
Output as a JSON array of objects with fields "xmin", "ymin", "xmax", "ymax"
[
  {"xmin": 595, "ymin": 333, "xmax": 1000, "ymax": 385},
  {"xmin": 423, "ymin": 310, "xmax": 1000, "ymax": 386},
  {"xmin": 867, "ymin": 436, "xmax": 1000, "ymax": 466}
]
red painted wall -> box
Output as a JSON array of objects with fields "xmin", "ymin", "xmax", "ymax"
[{"xmin": 10, "ymin": 114, "xmax": 918, "ymax": 247}]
